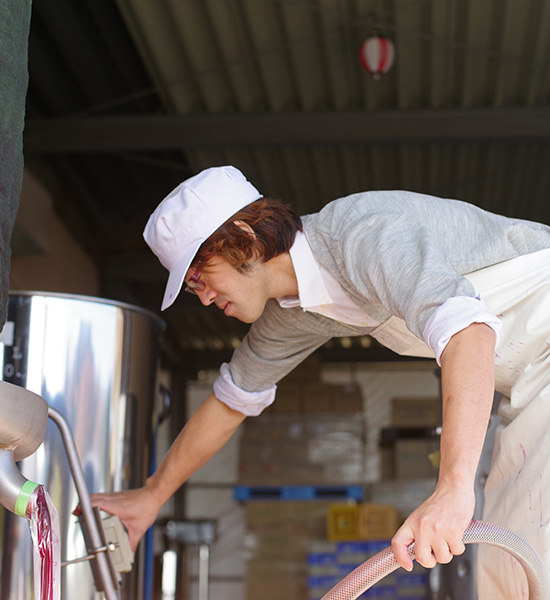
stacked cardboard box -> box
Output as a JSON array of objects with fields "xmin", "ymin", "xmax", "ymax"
[
  {"xmin": 267, "ymin": 380, "xmax": 364, "ymax": 413},
  {"xmin": 239, "ymin": 413, "xmax": 366, "ymax": 485},
  {"xmin": 380, "ymin": 431, "xmax": 440, "ymax": 481},
  {"xmin": 370, "ymin": 479, "xmax": 437, "ymax": 522},
  {"xmin": 327, "ymin": 502, "xmax": 402, "ymax": 541},
  {"xmin": 263, "ymin": 355, "xmax": 364, "ymax": 413},
  {"xmin": 240, "ymin": 359, "xmax": 368, "ymax": 598},
  {"xmin": 240, "ymin": 353, "xmax": 366, "ymax": 484},
  {"xmin": 394, "ymin": 438, "xmax": 440, "ymax": 479},
  {"xmin": 391, "ymin": 397, "xmax": 441, "ymax": 428},
  {"xmin": 244, "ymin": 499, "xmax": 429, "ymax": 599},
  {"xmin": 244, "ymin": 501, "xmax": 331, "ymax": 600},
  {"xmin": 244, "ymin": 501, "xmax": 431, "ymax": 600},
  {"xmin": 379, "ymin": 397, "xmax": 441, "ymax": 482}
]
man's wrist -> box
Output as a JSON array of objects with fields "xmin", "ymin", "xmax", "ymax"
[
  {"xmin": 437, "ymin": 466, "xmax": 476, "ymax": 491},
  {"xmin": 144, "ymin": 475, "xmax": 167, "ymax": 509}
]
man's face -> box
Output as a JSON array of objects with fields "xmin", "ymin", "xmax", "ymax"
[{"xmin": 185, "ymin": 256, "xmax": 270, "ymax": 324}]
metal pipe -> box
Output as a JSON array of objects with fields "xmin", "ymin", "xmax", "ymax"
[
  {"xmin": 0, "ymin": 448, "xmax": 39, "ymax": 517},
  {"xmin": 0, "ymin": 381, "xmax": 48, "ymax": 517},
  {"xmin": 198, "ymin": 544, "xmax": 210, "ymax": 600},
  {"xmin": 0, "ymin": 380, "xmax": 48, "ymax": 461},
  {"xmin": 47, "ymin": 407, "xmax": 120, "ymax": 600}
]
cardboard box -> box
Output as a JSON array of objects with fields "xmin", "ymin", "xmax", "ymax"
[
  {"xmin": 270, "ymin": 383, "xmax": 304, "ymax": 412},
  {"xmin": 379, "ymin": 444, "xmax": 395, "ymax": 481},
  {"xmin": 327, "ymin": 503, "xmax": 360, "ymax": 541},
  {"xmin": 272, "ymin": 381, "xmax": 363, "ymax": 413},
  {"xmin": 391, "ymin": 397, "xmax": 441, "ymax": 428},
  {"xmin": 358, "ymin": 503, "xmax": 402, "ymax": 540},
  {"xmin": 302, "ymin": 382, "xmax": 332, "ymax": 412},
  {"xmin": 395, "ymin": 439, "xmax": 440, "ymax": 480},
  {"xmin": 278, "ymin": 355, "xmax": 321, "ymax": 384},
  {"xmin": 327, "ymin": 502, "xmax": 402, "ymax": 541},
  {"xmin": 370, "ymin": 479, "xmax": 437, "ymax": 519},
  {"xmin": 246, "ymin": 501, "xmax": 331, "ymax": 537},
  {"xmin": 239, "ymin": 414, "xmax": 365, "ymax": 485},
  {"xmin": 245, "ymin": 501, "xmax": 331, "ymax": 600},
  {"xmin": 330, "ymin": 384, "xmax": 363, "ymax": 412}
]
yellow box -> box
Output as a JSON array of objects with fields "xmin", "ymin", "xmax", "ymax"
[
  {"xmin": 327, "ymin": 503, "xmax": 361, "ymax": 541},
  {"xmin": 328, "ymin": 502, "xmax": 402, "ymax": 541},
  {"xmin": 358, "ymin": 503, "xmax": 402, "ymax": 539}
]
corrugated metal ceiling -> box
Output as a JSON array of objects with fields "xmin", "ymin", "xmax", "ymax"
[{"xmin": 22, "ymin": 0, "xmax": 550, "ymax": 366}]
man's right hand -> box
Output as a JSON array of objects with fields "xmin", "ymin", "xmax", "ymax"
[{"xmin": 85, "ymin": 483, "xmax": 162, "ymax": 553}]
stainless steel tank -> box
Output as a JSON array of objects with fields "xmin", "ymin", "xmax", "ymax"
[{"xmin": 0, "ymin": 292, "xmax": 164, "ymax": 600}]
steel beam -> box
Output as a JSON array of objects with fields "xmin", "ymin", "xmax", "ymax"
[{"xmin": 23, "ymin": 107, "xmax": 550, "ymax": 153}]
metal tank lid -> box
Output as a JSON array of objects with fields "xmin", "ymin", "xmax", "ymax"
[{"xmin": 7, "ymin": 290, "xmax": 166, "ymax": 332}]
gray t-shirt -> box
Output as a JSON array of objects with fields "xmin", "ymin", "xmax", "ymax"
[{"xmin": 225, "ymin": 190, "xmax": 550, "ymax": 399}]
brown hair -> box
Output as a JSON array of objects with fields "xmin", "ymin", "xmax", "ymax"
[{"xmin": 192, "ymin": 198, "xmax": 302, "ymax": 270}]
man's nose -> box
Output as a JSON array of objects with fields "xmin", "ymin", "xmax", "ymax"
[{"xmin": 197, "ymin": 287, "xmax": 215, "ymax": 306}]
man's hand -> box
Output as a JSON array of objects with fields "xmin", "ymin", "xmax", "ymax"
[
  {"xmin": 78, "ymin": 483, "xmax": 162, "ymax": 553},
  {"xmin": 77, "ymin": 393, "xmax": 246, "ymax": 553},
  {"xmin": 391, "ymin": 478, "xmax": 475, "ymax": 570},
  {"xmin": 391, "ymin": 322, "xmax": 496, "ymax": 571}
]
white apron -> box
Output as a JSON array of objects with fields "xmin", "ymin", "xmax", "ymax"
[
  {"xmin": 466, "ymin": 249, "xmax": 550, "ymax": 599},
  {"xmin": 370, "ymin": 248, "xmax": 550, "ymax": 598}
]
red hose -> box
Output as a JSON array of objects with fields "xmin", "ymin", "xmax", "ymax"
[{"xmin": 321, "ymin": 520, "xmax": 550, "ymax": 600}]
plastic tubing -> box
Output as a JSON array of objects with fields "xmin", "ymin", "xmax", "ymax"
[{"xmin": 321, "ymin": 520, "xmax": 550, "ymax": 600}]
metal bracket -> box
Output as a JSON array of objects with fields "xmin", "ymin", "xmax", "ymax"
[{"xmin": 69, "ymin": 508, "xmax": 134, "ymax": 590}]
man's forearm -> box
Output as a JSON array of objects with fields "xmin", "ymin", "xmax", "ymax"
[
  {"xmin": 438, "ymin": 322, "xmax": 496, "ymax": 489},
  {"xmin": 145, "ymin": 392, "xmax": 246, "ymax": 508},
  {"xmin": 392, "ymin": 322, "xmax": 497, "ymax": 570}
]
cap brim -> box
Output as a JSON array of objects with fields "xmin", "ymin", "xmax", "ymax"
[{"xmin": 161, "ymin": 240, "xmax": 202, "ymax": 311}]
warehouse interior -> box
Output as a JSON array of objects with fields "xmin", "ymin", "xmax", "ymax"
[{"xmin": 3, "ymin": 0, "xmax": 550, "ymax": 599}]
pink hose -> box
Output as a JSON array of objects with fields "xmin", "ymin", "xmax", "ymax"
[{"xmin": 321, "ymin": 520, "xmax": 550, "ymax": 600}]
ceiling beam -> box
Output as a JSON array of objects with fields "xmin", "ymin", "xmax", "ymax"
[{"xmin": 24, "ymin": 107, "xmax": 550, "ymax": 153}]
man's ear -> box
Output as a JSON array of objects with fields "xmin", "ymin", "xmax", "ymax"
[{"xmin": 233, "ymin": 220, "xmax": 255, "ymax": 236}]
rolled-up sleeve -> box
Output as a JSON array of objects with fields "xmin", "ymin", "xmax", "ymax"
[
  {"xmin": 213, "ymin": 362, "xmax": 277, "ymax": 416},
  {"xmin": 423, "ymin": 295, "xmax": 502, "ymax": 365}
]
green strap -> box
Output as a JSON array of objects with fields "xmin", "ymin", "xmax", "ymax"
[{"xmin": 15, "ymin": 480, "xmax": 39, "ymax": 518}]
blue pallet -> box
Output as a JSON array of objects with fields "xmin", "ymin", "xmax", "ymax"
[
  {"xmin": 234, "ymin": 484, "xmax": 364, "ymax": 501},
  {"xmin": 308, "ymin": 552, "xmax": 337, "ymax": 566},
  {"xmin": 360, "ymin": 587, "xmax": 396, "ymax": 598},
  {"xmin": 336, "ymin": 539, "xmax": 390, "ymax": 556},
  {"xmin": 307, "ymin": 575, "xmax": 339, "ymax": 588},
  {"xmin": 397, "ymin": 573, "xmax": 428, "ymax": 586}
]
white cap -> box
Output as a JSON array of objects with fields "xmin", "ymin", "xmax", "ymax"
[{"xmin": 143, "ymin": 166, "xmax": 262, "ymax": 310}]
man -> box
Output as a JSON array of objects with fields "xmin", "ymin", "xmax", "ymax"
[{"xmin": 91, "ymin": 165, "xmax": 550, "ymax": 598}]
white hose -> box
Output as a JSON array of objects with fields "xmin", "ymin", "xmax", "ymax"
[{"xmin": 321, "ymin": 520, "xmax": 550, "ymax": 600}]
